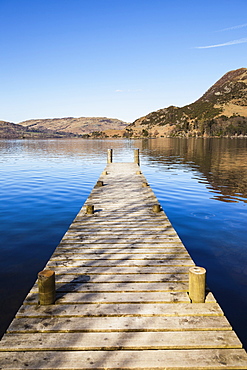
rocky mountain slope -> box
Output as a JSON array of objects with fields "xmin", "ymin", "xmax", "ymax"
[
  {"xmin": 19, "ymin": 117, "xmax": 127, "ymax": 137},
  {"xmin": 127, "ymin": 68, "xmax": 247, "ymax": 137}
]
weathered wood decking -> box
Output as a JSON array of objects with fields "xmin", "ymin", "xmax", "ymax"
[{"xmin": 1, "ymin": 161, "xmax": 247, "ymax": 369}]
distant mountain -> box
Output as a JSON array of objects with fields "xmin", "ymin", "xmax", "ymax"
[
  {"xmin": 0, "ymin": 121, "xmax": 76, "ymax": 139},
  {"xmin": 0, "ymin": 116, "xmax": 128, "ymax": 139},
  {"xmin": 127, "ymin": 68, "xmax": 247, "ymax": 137},
  {"xmin": 19, "ymin": 117, "xmax": 128, "ymax": 137}
]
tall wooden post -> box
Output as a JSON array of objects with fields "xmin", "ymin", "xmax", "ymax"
[
  {"xmin": 134, "ymin": 149, "xmax": 140, "ymax": 166},
  {"xmin": 189, "ymin": 266, "xmax": 206, "ymax": 303},
  {"xmin": 107, "ymin": 149, "xmax": 113, "ymax": 164},
  {"xmin": 38, "ymin": 270, "xmax": 55, "ymax": 305}
]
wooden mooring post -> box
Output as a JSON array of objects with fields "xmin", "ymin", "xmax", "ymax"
[
  {"xmin": 86, "ymin": 204, "xmax": 94, "ymax": 214},
  {"xmin": 189, "ymin": 266, "xmax": 206, "ymax": 303},
  {"xmin": 107, "ymin": 149, "xmax": 113, "ymax": 164},
  {"xmin": 38, "ymin": 270, "xmax": 55, "ymax": 305},
  {"xmin": 0, "ymin": 154, "xmax": 247, "ymax": 369},
  {"xmin": 134, "ymin": 148, "xmax": 140, "ymax": 165}
]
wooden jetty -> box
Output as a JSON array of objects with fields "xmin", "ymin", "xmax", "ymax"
[{"xmin": 1, "ymin": 149, "xmax": 247, "ymax": 369}]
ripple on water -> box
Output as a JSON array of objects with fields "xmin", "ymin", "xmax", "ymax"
[{"xmin": 191, "ymin": 212, "xmax": 216, "ymax": 219}]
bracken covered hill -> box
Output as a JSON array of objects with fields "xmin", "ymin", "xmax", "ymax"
[
  {"xmin": 0, "ymin": 117, "xmax": 128, "ymax": 139},
  {"xmin": 20, "ymin": 117, "xmax": 127, "ymax": 138},
  {"xmin": 0, "ymin": 121, "xmax": 76, "ymax": 139},
  {"xmin": 127, "ymin": 68, "xmax": 247, "ymax": 138}
]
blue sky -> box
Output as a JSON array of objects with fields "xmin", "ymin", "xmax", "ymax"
[{"xmin": 0, "ymin": 0, "xmax": 247, "ymax": 123}]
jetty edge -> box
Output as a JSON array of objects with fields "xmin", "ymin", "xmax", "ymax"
[{"xmin": 0, "ymin": 149, "xmax": 247, "ymax": 369}]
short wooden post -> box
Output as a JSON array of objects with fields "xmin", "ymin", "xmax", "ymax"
[
  {"xmin": 86, "ymin": 204, "xmax": 94, "ymax": 214},
  {"xmin": 152, "ymin": 204, "xmax": 161, "ymax": 213},
  {"xmin": 102, "ymin": 170, "xmax": 108, "ymax": 175},
  {"xmin": 136, "ymin": 170, "xmax": 142, "ymax": 175},
  {"xmin": 107, "ymin": 149, "xmax": 113, "ymax": 164},
  {"xmin": 38, "ymin": 270, "xmax": 55, "ymax": 305},
  {"xmin": 96, "ymin": 180, "xmax": 103, "ymax": 187},
  {"xmin": 134, "ymin": 149, "xmax": 140, "ymax": 166},
  {"xmin": 189, "ymin": 266, "xmax": 206, "ymax": 303},
  {"xmin": 142, "ymin": 182, "xmax": 149, "ymax": 187}
]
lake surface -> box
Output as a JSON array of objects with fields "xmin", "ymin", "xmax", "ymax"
[{"xmin": 0, "ymin": 138, "xmax": 247, "ymax": 348}]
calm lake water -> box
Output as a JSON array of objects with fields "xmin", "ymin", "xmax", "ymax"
[{"xmin": 0, "ymin": 138, "xmax": 247, "ymax": 348}]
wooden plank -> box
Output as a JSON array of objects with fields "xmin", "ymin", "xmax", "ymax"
[
  {"xmin": 60, "ymin": 239, "xmax": 182, "ymax": 244},
  {"xmin": 63, "ymin": 230, "xmax": 178, "ymax": 236},
  {"xmin": 7, "ymin": 316, "xmax": 232, "ymax": 333},
  {"xmin": 52, "ymin": 252, "xmax": 190, "ymax": 259},
  {"xmin": 49, "ymin": 252, "xmax": 192, "ymax": 259},
  {"xmin": 52, "ymin": 248, "xmax": 189, "ymax": 255},
  {"xmin": 43, "ymin": 266, "xmax": 193, "ymax": 274},
  {"xmin": 0, "ymin": 331, "xmax": 242, "ymax": 351},
  {"xmin": 72, "ymin": 218, "xmax": 172, "ymax": 224},
  {"xmin": 16, "ymin": 302, "xmax": 224, "ymax": 318},
  {"xmin": 78, "ymin": 213, "xmax": 169, "ymax": 217},
  {"xmin": 61, "ymin": 236, "xmax": 181, "ymax": 242},
  {"xmin": 52, "ymin": 273, "xmax": 190, "ymax": 283},
  {"xmin": 2, "ymin": 349, "xmax": 247, "ymax": 369},
  {"xmin": 67, "ymin": 222, "xmax": 174, "ymax": 228},
  {"xmin": 48, "ymin": 258, "xmax": 192, "ymax": 265},
  {"xmin": 25, "ymin": 291, "xmax": 216, "ymax": 305},
  {"xmin": 57, "ymin": 242, "xmax": 184, "ymax": 248},
  {"xmin": 24, "ymin": 291, "xmax": 192, "ymax": 305},
  {"xmin": 68, "ymin": 225, "xmax": 173, "ymax": 230},
  {"xmin": 30, "ymin": 282, "xmax": 188, "ymax": 293},
  {"xmin": 84, "ymin": 210, "xmax": 166, "ymax": 215},
  {"xmin": 30, "ymin": 281, "xmax": 189, "ymax": 293},
  {"xmin": 51, "ymin": 251, "xmax": 191, "ymax": 257},
  {"xmin": 46, "ymin": 259, "xmax": 194, "ymax": 268}
]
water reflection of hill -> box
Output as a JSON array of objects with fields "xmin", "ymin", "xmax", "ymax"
[
  {"xmin": 0, "ymin": 139, "xmax": 138, "ymax": 163},
  {"xmin": 1, "ymin": 137, "xmax": 246, "ymax": 203},
  {"xmin": 141, "ymin": 138, "xmax": 247, "ymax": 203}
]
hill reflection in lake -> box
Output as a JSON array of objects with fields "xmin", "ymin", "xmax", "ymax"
[
  {"xmin": 141, "ymin": 138, "xmax": 247, "ymax": 203},
  {"xmin": 0, "ymin": 138, "xmax": 247, "ymax": 349}
]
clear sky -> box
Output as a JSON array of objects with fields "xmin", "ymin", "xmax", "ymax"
[{"xmin": 0, "ymin": 0, "xmax": 247, "ymax": 123}]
